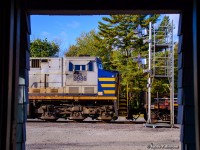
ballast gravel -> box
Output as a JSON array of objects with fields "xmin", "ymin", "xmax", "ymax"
[{"xmin": 26, "ymin": 117, "xmax": 181, "ymax": 150}]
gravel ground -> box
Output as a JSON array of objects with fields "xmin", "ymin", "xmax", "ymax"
[{"xmin": 26, "ymin": 117, "xmax": 181, "ymax": 150}]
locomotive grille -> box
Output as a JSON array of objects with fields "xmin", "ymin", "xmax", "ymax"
[
  {"xmin": 31, "ymin": 59, "xmax": 40, "ymax": 68},
  {"xmin": 84, "ymin": 87, "xmax": 94, "ymax": 94},
  {"xmin": 51, "ymin": 89, "xmax": 58, "ymax": 93},
  {"xmin": 32, "ymin": 89, "xmax": 40, "ymax": 93},
  {"xmin": 69, "ymin": 87, "xmax": 79, "ymax": 94}
]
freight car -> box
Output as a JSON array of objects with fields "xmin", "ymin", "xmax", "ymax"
[
  {"xmin": 144, "ymin": 97, "xmax": 178, "ymax": 123},
  {"xmin": 28, "ymin": 56, "xmax": 119, "ymax": 122}
]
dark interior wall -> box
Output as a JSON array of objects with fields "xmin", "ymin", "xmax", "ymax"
[
  {"xmin": 0, "ymin": 0, "xmax": 30, "ymax": 149},
  {"xmin": 178, "ymin": 9, "xmax": 196, "ymax": 149},
  {"xmin": 193, "ymin": 0, "xmax": 200, "ymax": 149},
  {"xmin": 0, "ymin": 0, "xmax": 20, "ymax": 149},
  {"xmin": 27, "ymin": 0, "xmax": 183, "ymax": 15},
  {"xmin": 17, "ymin": 10, "xmax": 31, "ymax": 149}
]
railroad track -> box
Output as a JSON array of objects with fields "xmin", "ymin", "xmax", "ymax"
[{"xmin": 27, "ymin": 118, "xmax": 146, "ymax": 124}]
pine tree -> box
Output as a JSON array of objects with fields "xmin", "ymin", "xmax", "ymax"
[
  {"xmin": 151, "ymin": 15, "xmax": 174, "ymax": 97},
  {"xmin": 155, "ymin": 15, "xmax": 171, "ymax": 44},
  {"xmin": 96, "ymin": 14, "xmax": 160, "ymax": 97}
]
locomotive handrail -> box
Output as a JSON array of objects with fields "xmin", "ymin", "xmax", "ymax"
[{"xmin": 29, "ymin": 95, "xmax": 118, "ymax": 100}]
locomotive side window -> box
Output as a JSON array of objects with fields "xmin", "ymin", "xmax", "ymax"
[
  {"xmin": 69, "ymin": 62, "xmax": 73, "ymax": 71},
  {"xmin": 88, "ymin": 61, "xmax": 93, "ymax": 71},
  {"xmin": 69, "ymin": 62, "xmax": 87, "ymax": 71},
  {"xmin": 74, "ymin": 65, "xmax": 86, "ymax": 71},
  {"xmin": 31, "ymin": 59, "xmax": 40, "ymax": 68},
  {"xmin": 75, "ymin": 65, "xmax": 80, "ymax": 71},
  {"xmin": 82, "ymin": 65, "xmax": 86, "ymax": 71}
]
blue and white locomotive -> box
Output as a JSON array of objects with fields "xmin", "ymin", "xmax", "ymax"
[{"xmin": 28, "ymin": 56, "xmax": 119, "ymax": 121}]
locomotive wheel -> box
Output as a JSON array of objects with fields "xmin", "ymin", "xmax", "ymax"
[
  {"xmin": 41, "ymin": 115, "xmax": 58, "ymax": 122},
  {"xmin": 40, "ymin": 112, "xmax": 58, "ymax": 122},
  {"xmin": 150, "ymin": 111, "xmax": 158, "ymax": 123},
  {"xmin": 69, "ymin": 112, "xmax": 85, "ymax": 121},
  {"xmin": 97, "ymin": 112, "xmax": 112, "ymax": 121},
  {"xmin": 159, "ymin": 112, "xmax": 170, "ymax": 121},
  {"xmin": 143, "ymin": 111, "xmax": 159, "ymax": 122}
]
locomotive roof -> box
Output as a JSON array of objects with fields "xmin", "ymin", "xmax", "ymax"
[
  {"xmin": 30, "ymin": 56, "xmax": 99, "ymax": 60},
  {"xmin": 30, "ymin": 57, "xmax": 102, "ymax": 64},
  {"xmin": 65, "ymin": 56, "xmax": 98, "ymax": 60}
]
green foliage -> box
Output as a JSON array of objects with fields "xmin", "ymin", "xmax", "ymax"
[
  {"xmin": 30, "ymin": 38, "xmax": 60, "ymax": 57},
  {"xmin": 156, "ymin": 16, "xmax": 171, "ymax": 44},
  {"xmin": 150, "ymin": 44, "xmax": 178, "ymax": 97},
  {"xmin": 151, "ymin": 78, "xmax": 170, "ymax": 97},
  {"xmin": 150, "ymin": 16, "xmax": 178, "ymax": 98},
  {"xmin": 97, "ymin": 15, "xmax": 157, "ymax": 58},
  {"xmin": 65, "ymin": 30, "xmax": 103, "ymax": 57},
  {"xmin": 96, "ymin": 14, "xmax": 160, "ymax": 97}
]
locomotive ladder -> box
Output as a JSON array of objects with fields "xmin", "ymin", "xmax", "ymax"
[{"xmin": 118, "ymin": 97, "xmax": 128, "ymax": 116}]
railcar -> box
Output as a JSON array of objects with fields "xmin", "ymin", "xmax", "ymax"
[
  {"xmin": 28, "ymin": 56, "xmax": 119, "ymax": 121},
  {"xmin": 144, "ymin": 97, "xmax": 178, "ymax": 123}
]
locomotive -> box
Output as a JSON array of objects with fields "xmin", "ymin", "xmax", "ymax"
[{"xmin": 28, "ymin": 56, "xmax": 119, "ymax": 121}]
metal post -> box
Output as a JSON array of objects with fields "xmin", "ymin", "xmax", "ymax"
[
  {"xmin": 147, "ymin": 22, "xmax": 152, "ymax": 124},
  {"xmin": 127, "ymin": 83, "xmax": 129, "ymax": 113}
]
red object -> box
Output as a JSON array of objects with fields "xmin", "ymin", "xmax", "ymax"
[{"xmin": 165, "ymin": 99, "xmax": 169, "ymax": 106}]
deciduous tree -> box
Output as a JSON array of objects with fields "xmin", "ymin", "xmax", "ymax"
[
  {"xmin": 30, "ymin": 38, "xmax": 60, "ymax": 57},
  {"xmin": 65, "ymin": 30, "xmax": 103, "ymax": 57}
]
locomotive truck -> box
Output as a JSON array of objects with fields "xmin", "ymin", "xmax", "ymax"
[{"xmin": 28, "ymin": 56, "xmax": 120, "ymax": 121}]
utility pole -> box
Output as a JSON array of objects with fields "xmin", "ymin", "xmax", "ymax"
[{"xmin": 147, "ymin": 22, "xmax": 152, "ymax": 124}]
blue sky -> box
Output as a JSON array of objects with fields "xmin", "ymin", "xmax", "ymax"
[
  {"xmin": 30, "ymin": 15, "xmax": 108, "ymax": 56},
  {"xmin": 30, "ymin": 14, "xmax": 179, "ymax": 56}
]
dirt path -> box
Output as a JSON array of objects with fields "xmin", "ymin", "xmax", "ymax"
[{"xmin": 26, "ymin": 118, "xmax": 181, "ymax": 150}]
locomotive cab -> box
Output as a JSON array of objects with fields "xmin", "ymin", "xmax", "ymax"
[{"xmin": 65, "ymin": 57, "xmax": 98, "ymax": 95}]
